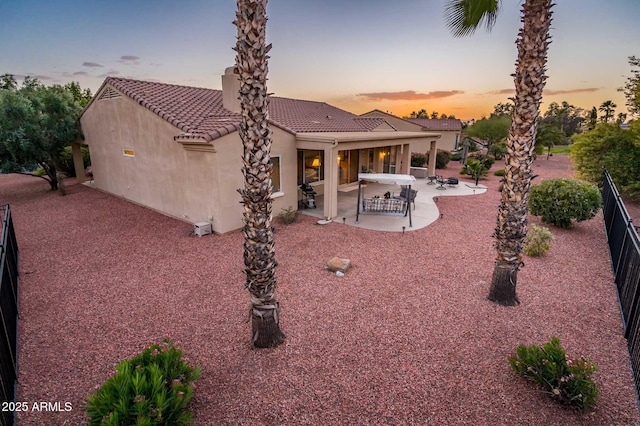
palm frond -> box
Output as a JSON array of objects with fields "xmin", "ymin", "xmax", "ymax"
[{"xmin": 444, "ymin": 0, "xmax": 501, "ymax": 37}]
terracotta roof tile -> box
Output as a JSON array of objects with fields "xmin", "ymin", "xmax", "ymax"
[
  {"xmin": 88, "ymin": 78, "xmax": 388, "ymax": 141},
  {"xmin": 405, "ymin": 118, "xmax": 462, "ymax": 131}
]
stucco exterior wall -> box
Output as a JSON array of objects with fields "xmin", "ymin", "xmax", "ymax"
[
  {"xmin": 80, "ymin": 87, "xmax": 298, "ymax": 234},
  {"xmin": 411, "ymin": 131, "xmax": 459, "ymax": 153}
]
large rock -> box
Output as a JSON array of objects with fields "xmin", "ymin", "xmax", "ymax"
[{"xmin": 327, "ymin": 256, "xmax": 351, "ymax": 273}]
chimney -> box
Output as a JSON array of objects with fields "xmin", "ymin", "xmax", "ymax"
[{"xmin": 222, "ymin": 66, "xmax": 241, "ymax": 113}]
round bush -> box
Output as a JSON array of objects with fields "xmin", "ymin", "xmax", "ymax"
[
  {"xmin": 435, "ymin": 150, "xmax": 451, "ymax": 169},
  {"xmin": 524, "ymin": 224, "xmax": 554, "ymax": 256},
  {"xmin": 411, "ymin": 152, "xmax": 427, "ymax": 167},
  {"xmin": 494, "ymin": 169, "xmax": 505, "ymax": 177},
  {"xmin": 529, "ymin": 179, "xmax": 602, "ymax": 228}
]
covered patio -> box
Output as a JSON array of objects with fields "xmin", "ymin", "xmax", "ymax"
[
  {"xmin": 295, "ymin": 131, "xmax": 441, "ymax": 222},
  {"xmin": 300, "ymin": 174, "xmax": 487, "ymax": 232}
]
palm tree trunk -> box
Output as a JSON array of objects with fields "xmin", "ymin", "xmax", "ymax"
[
  {"xmin": 489, "ymin": 0, "xmax": 553, "ymax": 306},
  {"xmin": 235, "ymin": 0, "xmax": 285, "ymax": 348}
]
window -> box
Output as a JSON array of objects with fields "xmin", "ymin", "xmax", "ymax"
[
  {"xmin": 297, "ymin": 150, "xmax": 324, "ymax": 185},
  {"xmin": 271, "ymin": 156, "xmax": 282, "ymax": 194}
]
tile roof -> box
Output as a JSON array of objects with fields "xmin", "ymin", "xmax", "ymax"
[
  {"xmin": 86, "ymin": 78, "xmax": 388, "ymax": 141},
  {"xmin": 360, "ymin": 109, "xmax": 461, "ymax": 132},
  {"xmin": 404, "ymin": 118, "xmax": 462, "ymax": 131}
]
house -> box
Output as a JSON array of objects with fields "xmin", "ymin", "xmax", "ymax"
[
  {"xmin": 76, "ymin": 68, "xmax": 440, "ymax": 234},
  {"xmin": 360, "ymin": 109, "xmax": 462, "ymax": 152}
]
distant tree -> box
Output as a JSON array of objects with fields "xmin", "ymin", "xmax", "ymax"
[
  {"xmin": 587, "ymin": 106, "xmax": 598, "ymax": 130},
  {"xmin": 64, "ymin": 81, "xmax": 93, "ymax": 107},
  {"xmin": 598, "ymin": 100, "xmax": 617, "ymax": 123},
  {"xmin": 0, "ymin": 77, "xmax": 84, "ymax": 191},
  {"xmin": 439, "ymin": 113, "xmax": 449, "ymax": 119},
  {"xmin": 619, "ymin": 56, "xmax": 640, "ymax": 117},
  {"xmin": 617, "ymin": 112, "xmax": 627, "ymax": 124},
  {"xmin": 465, "ymin": 115, "xmax": 511, "ymax": 148},
  {"xmin": 535, "ymin": 124, "xmax": 565, "ymax": 159},
  {"xmin": 492, "ymin": 101, "xmax": 514, "ymax": 117},
  {"xmin": 542, "ymin": 101, "xmax": 584, "ymax": 137},
  {"xmin": 0, "ymin": 73, "xmax": 17, "ymax": 90},
  {"xmin": 430, "ymin": 111, "xmax": 439, "ymax": 119},
  {"xmin": 408, "ymin": 109, "xmax": 428, "ymax": 118}
]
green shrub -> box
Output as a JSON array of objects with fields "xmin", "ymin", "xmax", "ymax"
[
  {"xmin": 468, "ymin": 152, "xmax": 496, "ymax": 170},
  {"xmin": 622, "ymin": 182, "xmax": 640, "ymax": 202},
  {"xmin": 277, "ymin": 206, "xmax": 300, "ymax": 224},
  {"xmin": 494, "ymin": 169, "xmax": 505, "ymax": 177},
  {"xmin": 57, "ymin": 145, "xmax": 91, "ymax": 177},
  {"xmin": 524, "ymin": 224, "xmax": 554, "ymax": 256},
  {"xmin": 529, "ymin": 179, "xmax": 602, "ymax": 228},
  {"xmin": 489, "ymin": 142, "xmax": 507, "ymax": 160},
  {"xmin": 435, "ymin": 150, "xmax": 451, "ymax": 169},
  {"xmin": 509, "ymin": 337, "xmax": 598, "ymax": 411},
  {"xmin": 451, "ymin": 152, "xmax": 462, "ymax": 161},
  {"xmin": 410, "ymin": 153, "xmax": 428, "ymax": 167},
  {"xmin": 86, "ymin": 339, "xmax": 201, "ymax": 425},
  {"xmin": 461, "ymin": 159, "xmax": 489, "ymax": 186}
]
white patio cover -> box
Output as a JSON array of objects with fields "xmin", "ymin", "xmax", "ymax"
[{"xmin": 358, "ymin": 173, "xmax": 416, "ymax": 185}]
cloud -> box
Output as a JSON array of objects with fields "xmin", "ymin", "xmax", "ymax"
[
  {"xmin": 83, "ymin": 62, "xmax": 103, "ymax": 68},
  {"xmin": 544, "ymin": 88, "xmax": 599, "ymax": 95},
  {"xmin": 23, "ymin": 74, "xmax": 53, "ymax": 81},
  {"xmin": 99, "ymin": 70, "xmax": 121, "ymax": 78},
  {"xmin": 356, "ymin": 90, "xmax": 464, "ymax": 101},
  {"xmin": 73, "ymin": 71, "xmax": 89, "ymax": 76},
  {"xmin": 119, "ymin": 55, "xmax": 141, "ymax": 64},
  {"xmin": 487, "ymin": 87, "xmax": 600, "ymax": 96},
  {"xmin": 486, "ymin": 89, "xmax": 514, "ymax": 95}
]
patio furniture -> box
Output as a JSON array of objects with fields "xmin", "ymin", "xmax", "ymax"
[
  {"xmin": 362, "ymin": 197, "xmax": 406, "ymax": 214},
  {"xmin": 447, "ymin": 177, "xmax": 459, "ymax": 186},
  {"xmin": 436, "ymin": 176, "xmax": 448, "ymax": 190},
  {"xmin": 394, "ymin": 187, "xmax": 418, "ymax": 211},
  {"xmin": 427, "ymin": 175, "xmax": 438, "ymax": 185},
  {"xmin": 355, "ymin": 173, "xmax": 416, "ymax": 228}
]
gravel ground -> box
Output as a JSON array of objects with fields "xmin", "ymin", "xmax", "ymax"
[{"xmin": 4, "ymin": 154, "xmax": 640, "ymax": 425}]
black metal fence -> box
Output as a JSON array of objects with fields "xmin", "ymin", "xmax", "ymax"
[
  {"xmin": 602, "ymin": 171, "xmax": 640, "ymax": 394},
  {"xmin": 0, "ymin": 205, "xmax": 18, "ymax": 426}
]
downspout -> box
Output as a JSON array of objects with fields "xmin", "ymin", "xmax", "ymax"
[{"xmin": 324, "ymin": 139, "xmax": 339, "ymax": 220}]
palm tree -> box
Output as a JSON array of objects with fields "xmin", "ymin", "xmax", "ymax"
[
  {"xmin": 446, "ymin": 0, "xmax": 554, "ymax": 305},
  {"xmin": 234, "ymin": 0, "xmax": 285, "ymax": 348},
  {"xmin": 599, "ymin": 100, "xmax": 617, "ymax": 123}
]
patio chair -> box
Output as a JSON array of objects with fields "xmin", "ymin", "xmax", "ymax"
[{"xmin": 394, "ymin": 187, "xmax": 418, "ymax": 211}]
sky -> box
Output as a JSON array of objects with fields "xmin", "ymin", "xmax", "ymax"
[{"xmin": 1, "ymin": 0, "xmax": 638, "ymax": 120}]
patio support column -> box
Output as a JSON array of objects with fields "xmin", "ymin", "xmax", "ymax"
[
  {"xmin": 72, "ymin": 143, "xmax": 86, "ymax": 183},
  {"xmin": 427, "ymin": 140, "xmax": 437, "ymax": 177},
  {"xmin": 400, "ymin": 143, "xmax": 411, "ymax": 174},
  {"xmin": 323, "ymin": 144, "xmax": 339, "ymax": 219}
]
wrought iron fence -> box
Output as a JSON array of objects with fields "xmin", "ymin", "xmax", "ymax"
[
  {"xmin": 602, "ymin": 170, "xmax": 640, "ymax": 395},
  {"xmin": 0, "ymin": 205, "xmax": 19, "ymax": 426}
]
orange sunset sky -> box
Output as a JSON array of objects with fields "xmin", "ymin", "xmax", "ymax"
[{"xmin": 1, "ymin": 0, "xmax": 638, "ymax": 120}]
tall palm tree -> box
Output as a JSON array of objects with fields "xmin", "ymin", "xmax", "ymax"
[
  {"xmin": 234, "ymin": 0, "xmax": 285, "ymax": 347},
  {"xmin": 599, "ymin": 100, "xmax": 617, "ymax": 123},
  {"xmin": 446, "ymin": 0, "xmax": 554, "ymax": 305}
]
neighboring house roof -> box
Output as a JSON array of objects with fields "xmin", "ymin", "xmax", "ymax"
[
  {"xmin": 83, "ymin": 78, "xmax": 388, "ymax": 142},
  {"xmin": 404, "ymin": 118, "xmax": 462, "ymax": 131},
  {"xmin": 361, "ymin": 109, "xmax": 462, "ymax": 132}
]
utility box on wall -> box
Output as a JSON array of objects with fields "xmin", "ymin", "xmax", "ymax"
[{"xmin": 193, "ymin": 222, "xmax": 212, "ymax": 237}]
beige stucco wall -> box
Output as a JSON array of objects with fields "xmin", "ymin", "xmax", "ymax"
[
  {"xmin": 411, "ymin": 131, "xmax": 459, "ymax": 153},
  {"xmin": 80, "ymin": 86, "xmax": 299, "ymax": 234}
]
